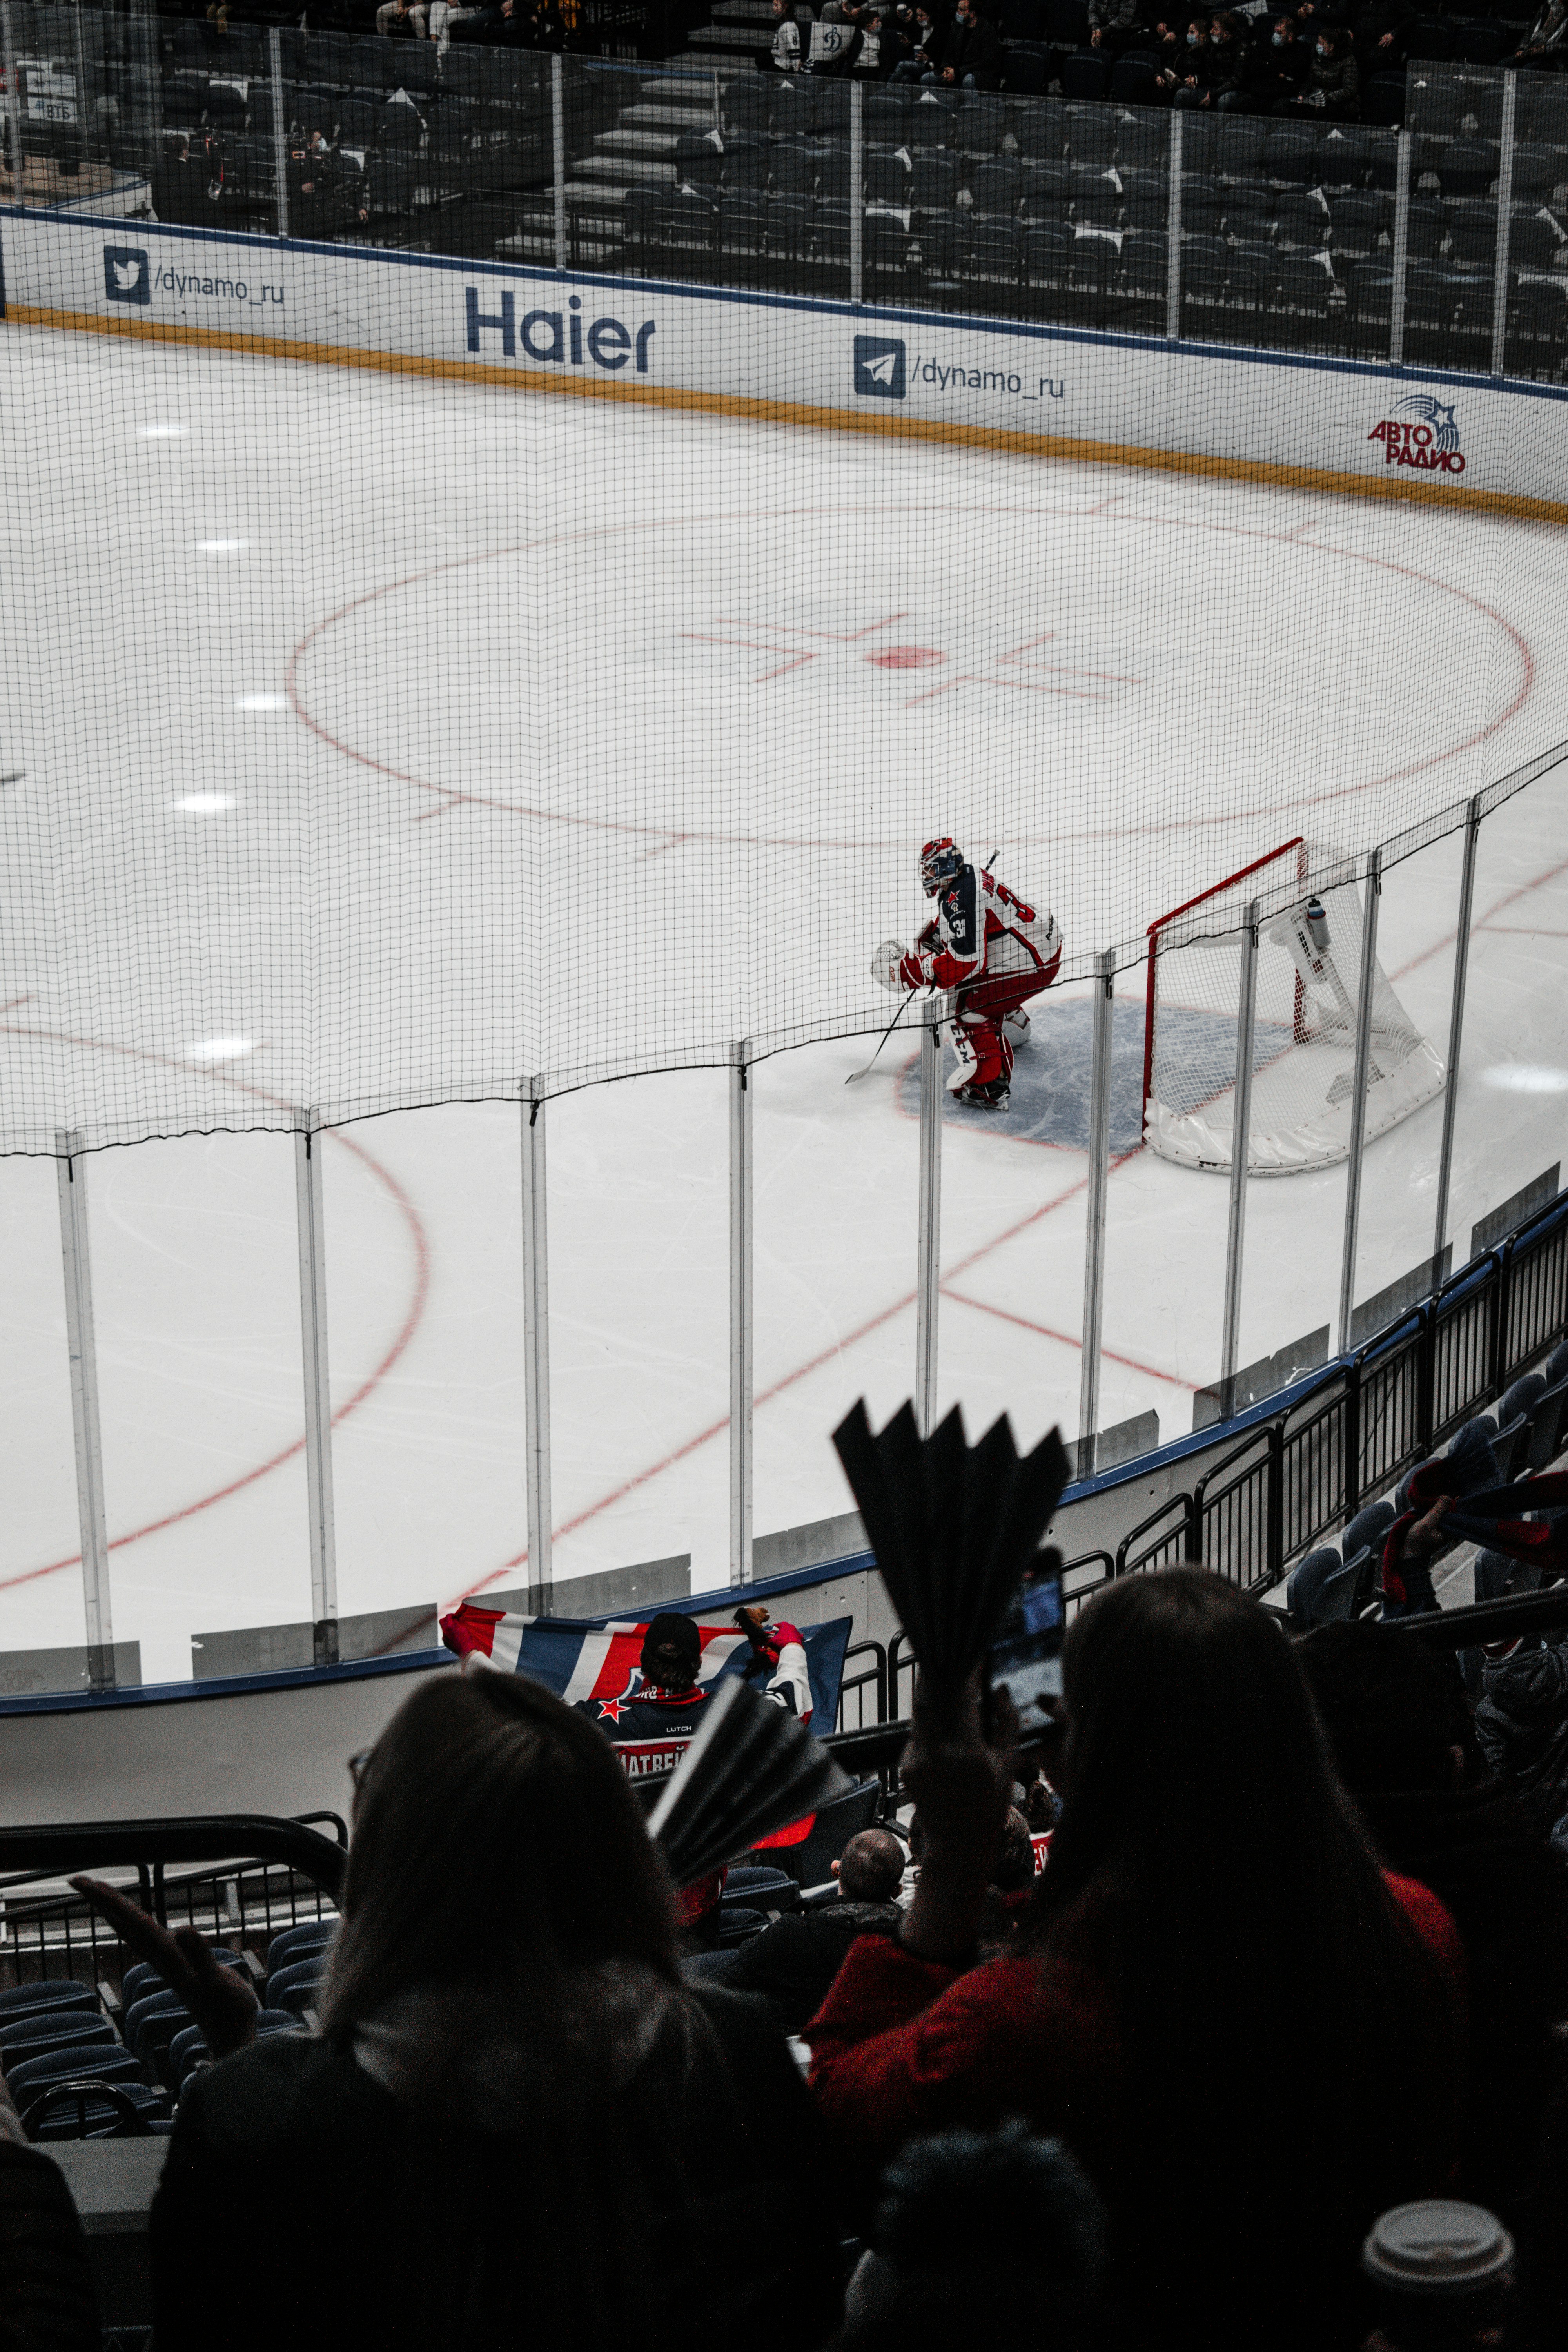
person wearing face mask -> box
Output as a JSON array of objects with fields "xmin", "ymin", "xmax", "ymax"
[
  {"xmin": 1170, "ymin": 8, "xmax": 1251, "ymax": 107},
  {"xmin": 1245, "ymin": 11, "xmax": 1309, "ymax": 102},
  {"xmin": 889, "ymin": 0, "xmax": 951, "ymax": 74},
  {"xmin": 1154, "ymin": 12, "xmax": 1213, "ymax": 95},
  {"xmin": 1276, "ymin": 18, "xmax": 1359, "ymax": 112}
]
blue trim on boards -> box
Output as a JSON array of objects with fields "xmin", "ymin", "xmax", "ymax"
[{"xmin": 7, "ymin": 201, "xmax": 1568, "ymax": 404}]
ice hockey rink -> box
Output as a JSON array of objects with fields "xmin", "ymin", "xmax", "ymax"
[{"xmin": 4, "ymin": 321, "xmax": 1568, "ymax": 1684}]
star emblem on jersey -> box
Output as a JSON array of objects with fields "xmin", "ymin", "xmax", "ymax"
[
  {"xmin": 596, "ymin": 1697, "xmax": 629, "ymax": 1722},
  {"xmin": 678, "ymin": 616, "xmax": 1142, "ymax": 708}
]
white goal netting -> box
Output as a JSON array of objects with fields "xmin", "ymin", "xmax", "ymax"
[{"xmin": 1143, "ymin": 839, "xmax": 1446, "ymax": 1175}]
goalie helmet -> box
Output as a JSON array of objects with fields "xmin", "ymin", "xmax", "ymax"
[{"xmin": 920, "ymin": 837, "xmax": 964, "ymax": 897}]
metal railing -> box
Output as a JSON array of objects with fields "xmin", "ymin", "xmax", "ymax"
[{"xmin": 0, "ymin": 1811, "xmax": 344, "ymax": 1992}]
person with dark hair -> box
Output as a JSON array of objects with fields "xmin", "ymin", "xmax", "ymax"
[
  {"xmin": 1298, "ymin": 1617, "xmax": 1568, "ymax": 2221},
  {"xmin": 769, "ymin": 0, "xmax": 805, "ymax": 67},
  {"xmin": 76, "ymin": 1670, "xmax": 843, "ymax": 2352},
  {"xmin": 1087, "ymin": 0, "xmax": 1150, "ymax": 58},
  {"xmin": 935, "ymin": 0, "xmax": 1005, "ymax": 85},
  {"xmin": 1352, "ymin": 0, "xmax": 1414, "ymax": 68},
  {"xmin": 1276, "ymin": 17, "xmax": 1359, "ymax": 110},
  {"xmin": 1244, "ymin": 13, "xmax": 1310, "ymax": 102},
  {"xmin": 887, "ymin": 2, "xmax": 950, "ymax": 76},
  {"xmin": 1507, "ymin": 0, "xmax": 1568, "ymax": 67},
  {"xmin": 1153, "ymin": 13, "xmax": 1216, "ymax": 96},
  {"xmin": 837, "ymin": 2122, "xmax": 1109, "ymax": 2350},
  {"xmin": 688, "ymin": 1829, "xmax": 907, "ymax": 2029},
  {"xmin": 1476, "ymin": 1628, "xmax": 1568, "ymax": 1845},
  {"xmin": 0, "ymin": 2066, "xmax": 100, "ymax": 2352},
  {"xmin": 1171, "ymin": 9, "xmax": 1251, "ymax": 107},
  {"xmin": 808, "ymin": 1569, "xmax": 1465, "ymax": 2352}
]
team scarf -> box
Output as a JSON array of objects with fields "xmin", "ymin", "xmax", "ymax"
[{"xmin": 1383, "ymin": 1468, "xmax": 1568, "ymax": 1606}]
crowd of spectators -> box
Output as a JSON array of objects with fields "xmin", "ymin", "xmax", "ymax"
[
  {"xmin": 758, "ymin": 0, "xmax": 1551, "ymax": 113},
  {"xmin": 4, "ymin": 1526, "xmax": 1568, "ymax": 2347}
]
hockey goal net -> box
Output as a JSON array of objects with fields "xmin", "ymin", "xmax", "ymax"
[{"xmin": 1143, "ymin": 838, "xmax": 1445, "ymax": 1175}]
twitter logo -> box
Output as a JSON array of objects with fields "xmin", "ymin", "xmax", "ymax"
[
  {"xmin": 104, "ymin": 247, "xmax": 151, "ymax": 305},
  {"xmin": 853, "ymin": 335, "xmax": 906, "ymax": 400}
]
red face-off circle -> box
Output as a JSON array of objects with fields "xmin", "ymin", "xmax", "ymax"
[{"xmin": 866, "ymin": 646, "xmax": 946, "ymax": 669}]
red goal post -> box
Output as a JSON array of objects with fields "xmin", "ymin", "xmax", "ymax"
[{"xmin": 1141, "ymin": 838, "xmax": 1309, "ymax": 1138}]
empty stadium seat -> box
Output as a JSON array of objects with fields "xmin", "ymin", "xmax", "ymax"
[
  {"xmin": 0, "ymin": 2011, "xmax": 115, "ymax": 2064},
  {"xmin": 0, "ymin": 1979, "xmax": 97, "ymax": 2021}
]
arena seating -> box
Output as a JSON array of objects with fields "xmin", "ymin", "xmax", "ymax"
[{"xmin": 1287, "ymin": 1339, "xmax": 1568, "ymax": 1632}]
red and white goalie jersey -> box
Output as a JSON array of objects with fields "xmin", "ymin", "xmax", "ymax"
[{"xmin": 904, "ymin": 861, "xmax": 1062, "ymax": 998}]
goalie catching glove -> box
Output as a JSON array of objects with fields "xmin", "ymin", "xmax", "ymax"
[{"xmin": 872, "ymin": 939, "xmax": 925, "ymax": 993}]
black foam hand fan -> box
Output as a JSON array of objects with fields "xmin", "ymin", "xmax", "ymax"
[
  {"xmin": 646, "ymin": 1677, "xmax": 853, "ymax": 1889},
  {"xmin": 833, "ymin": 1399, "xmax": 1071, "ymax": 1697}
]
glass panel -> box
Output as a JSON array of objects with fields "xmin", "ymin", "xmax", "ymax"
[
  {"xmin": 86, "ymin": 1130, "xmax": 310, "ymax": 1690},
  {"xmin": 752, "ymin": 1035, "xmax": 918, "ymax": 1549},
  {"xmin": 0, "ymin": 1154, "xmax": 89, "ymax": 1674},
  {"xmin": 1404, "ymin": 63, "xmax": 1503, "ymax": 378},
  {"xmin": 1501, "ymin": 69, "xmax": 1568, "ymax": 386},
  {"xmin": 1445, "ymin": 769, "xmax": 1568, "ymax": 1277},
  {"xmin": 544, "ymin": 1069, "xmax": 730, "ymax": 1599}
]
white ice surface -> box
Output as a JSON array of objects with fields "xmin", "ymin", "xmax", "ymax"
[{"xmin": 2, "ymin": 327, "xmax": 1567, "ymax": 1681}]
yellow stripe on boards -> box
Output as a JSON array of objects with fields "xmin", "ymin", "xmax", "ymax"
[{"xmin": 10, "ymin": 299, "xmax": 1568, "ymax": 528}]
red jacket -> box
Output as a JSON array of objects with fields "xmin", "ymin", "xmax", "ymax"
[{"xmin": 808, "ymin": 1871, "xmax": 1464, "ymax": 2313}]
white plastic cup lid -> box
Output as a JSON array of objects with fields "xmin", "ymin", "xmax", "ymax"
[{"xmin": 1362, "ymin": 2202, "xmax": 1515, "ymax": 2296}]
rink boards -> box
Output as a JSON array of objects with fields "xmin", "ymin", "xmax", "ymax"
[{"xmin": 4, "ymin": 204, "xmax": 1568, "ymax": 520}]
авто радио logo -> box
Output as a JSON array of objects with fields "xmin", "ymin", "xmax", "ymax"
[{"xmin": 1367, "ymin": 394, "xmax": 1464, "ymax": 474}]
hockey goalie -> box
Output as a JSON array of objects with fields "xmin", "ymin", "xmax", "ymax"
[{"xmin": 872, "ymin": 838, "xmax": 1063, "ymax": 1110}]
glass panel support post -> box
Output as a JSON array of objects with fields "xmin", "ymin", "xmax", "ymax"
[
  {"xmin": 1337, "ymin": 849, "xmax": 1384, "ymax": 1358},
  {"xmin": 1432, "ymin": 797, "xmax": 1482, "ymax": 1280},
  {"xmin": 294, "ymin": 1113, "xmax": 339, "ymax": 1666},
  {"xmin": 552, "ymin": 50, "xmax": 567, "ymax": 272},
  {"xmin": 1164, "ymin": 109, "xmax": 1183, "ymax": 341},
  {"xmin": 1491, "ymin": 71, "xmax": 1517, "ymax": 378},
  {"xmin": 269, "ymin": 26, "xmax": 289, "ymax": 239},
  {"xmin": 56, "ymin": 1131, "xmax": 114, "ymax": 1692},
  {"xmin": 1389, "ymin": 128, "xmax": 1411, "ymax": 369},
  {"xmin": 730, "ymin": 1048, "xmax": 754, "ymax": 1586},
  {"xmin": 3, "ymin": 5, "xmax": 24, "ymax": 212},
  {"xmin": 522, "ymin": 1089, "xmax": 553, "ymax": 1603},
  {"xmin": 1218, "ymin": 904, "xmax": 1261, "ymax": 1418},
  {"xmin": 1077, "ymin": 951, "xmax": 1117, "ymax": 1477},
  {"xmin": 849, "ymin": 77, "xmax": 864, "ymax": 305},
  {"xmin": 915, "ymin": 1011, "xmax": 943, "ymax": 1437}
]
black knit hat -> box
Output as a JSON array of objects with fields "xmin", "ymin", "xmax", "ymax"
[{"xmin": 642, "ymin": 1612, "xmax": 701, "ymax": 1679}]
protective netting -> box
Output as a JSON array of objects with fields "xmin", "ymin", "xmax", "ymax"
[
  {"xmin": 1145, "ymin": 838, "xmax": 1444, "ymax": 1175},
  {"xmin": 3, "ymin": 16, "xmax": 1568, "ymax": 1152}
]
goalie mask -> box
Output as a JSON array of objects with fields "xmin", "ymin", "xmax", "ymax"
[{"xmin": 920, "ymin": 837, "xmax": 964, "ymax": 897}]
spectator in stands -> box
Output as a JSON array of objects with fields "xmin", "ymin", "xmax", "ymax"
[
  {"xmin": 1477, "ymin": 1627, "xmax": 1568, "ymax": 1846},
  {"xmin": 375, "ymin": 0, "xmax": 420, "ymax": 34},
  {"xmin": 808, "ymin": 1569, "xmax": 1465, "ymax": 2352},
  {"xmin": 1244, "ymin": 15, "xmax": 1311, "ymax": 105},
  {"xmin": 770, "ymin": 0, "xmax": 805, "ymax": 66},
  {"xmin": 1507, "ymin": 0, "xmax": 1568, "ymax": 68},
  {"xmin": 837, "ymin": 2122, "xmax": 1109, "ymax": 2352},
  {"xmin": 91, "ymin": 1671, "xmax": 844, "ymax": 2352},
  {"xmin": 1276, "ymin": 19, "xmax": 1360, "ymax": 112},
  {"xmin": 935, "ymin": 0, "xmax": 1005, "ymax": 87},
  {"xmin": 1299, "ymin": 1618, "xmax": 1568, "ymax": 2222},
  {"xmin": 888, "ymin": 3, "xmax": 951, "ymax": 78},
  {"xmin": 1087, "ymin": 0, "xmax": 1151, "ymax": 59},
  {"xmin": 1017, "ymin": 1755, "xmax": 1062, "ymax": 1833},
  {"xmin": 808, "ymin": 0, "xmax": 864, "ymax": 71},
  {"xmin": 1352, "ymin": 0, "xmax": 1415, "ymax": 70},
  {"xmin": 1171, "ymin": 10, "xmax": 1252, "ymax": 108},
  {"xmin": 1153, "ymin": 14, "xmax": 1215, "ymax": 98},
  {"xmin": 687, "ymin": 1829, "xmax": 907, "ymax": 2029},
  {"xmin": 880, "ymin": 4, "xmax": 924, "ymax": 74},
  {"xmin": 0, "ymin": 2070, "xmax": 100, "ymax": 2352}
]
